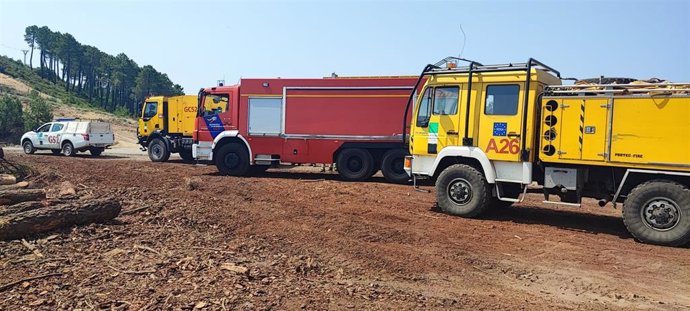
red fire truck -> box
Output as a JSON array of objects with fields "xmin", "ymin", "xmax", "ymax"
[{"xmin": 192, "ymin": 77, "xmax": 418, "ymax": 183}]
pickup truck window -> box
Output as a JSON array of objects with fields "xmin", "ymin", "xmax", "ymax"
[
  {"xmin": 50, "ymin": 123, "xmax": 64, "ymax": 132},
  {"xmin": 143, "ymin": 102, "xmax": 158, "ymax": 119},
  {"xmin": 37, "ymin": 124, "xmax": 51, "ymax": 132}
]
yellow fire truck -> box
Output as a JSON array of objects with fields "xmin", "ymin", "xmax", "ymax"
[
  {"xmin": 137, "ymin": 95, "xmax": 198, "ymax": 162},
  {"xmin": 404, "ymin": 57, "xmax": 690, "ymax": 246}
]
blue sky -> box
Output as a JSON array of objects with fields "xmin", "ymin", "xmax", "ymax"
[{"xmin": 1, "ymin": 0, "xmax": 688, "ymax": 93}]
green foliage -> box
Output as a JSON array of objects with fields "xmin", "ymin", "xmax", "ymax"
[
  {"xmin": 0, "ymin": 94, "xmax": 25, "ymax": 143},
  {"xmin": 24, "ymin": 91, "xmax": 53, "ymax": 132},
  {"xmin": 11, "ymin": 25, "xmax": 184, "ymax": 117},
  {"xmin": 113, "ymin": 106, "xmax": 130, "ymax": 117}
]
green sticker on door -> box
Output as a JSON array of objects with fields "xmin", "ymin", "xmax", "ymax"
[{"xmin": 428, "ymin": 122, "xmax": 438, "ymax": 154}]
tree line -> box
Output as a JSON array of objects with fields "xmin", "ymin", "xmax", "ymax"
[
  {"xmin": 23, "ymin": 25, "xmax": 183, "ymax": 115},
  {"xmin": 0, "ymin": 92, "xmax": 53, "ymax": 143}
]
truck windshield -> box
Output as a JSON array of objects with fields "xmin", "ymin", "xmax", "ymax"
[
  {"xmin": 143, "ymin": 102, "xmax": 158, "ymax": 119},
  {"xmin": 202, "ymin": 94, "xmax": 229, "ymax": 115}
]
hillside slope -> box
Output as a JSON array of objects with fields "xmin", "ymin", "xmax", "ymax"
[{"xmin": 0, "ymin": 69, "xmax": 139, "ymax": 149}]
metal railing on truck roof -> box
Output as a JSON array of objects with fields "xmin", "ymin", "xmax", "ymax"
[
  {"xmin": 545, "ymin": 82, "xmax": 690, "ymax": 96},
  {"xmin": 403, "ymin": 57, "xmax": 561, "ymax": 161}
]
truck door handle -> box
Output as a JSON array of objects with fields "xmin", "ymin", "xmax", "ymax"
[
  {"xmin": 507, "ymin": 132, "xmax": 521, "ymax": 138},
  {"xmin": 447, "ymin": 130, "xmax": 459, "ymax": 135}
]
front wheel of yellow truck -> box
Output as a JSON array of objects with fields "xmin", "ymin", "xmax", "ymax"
[
  {"xmin": 623, "ymin": 180, "xmax": 690, "ymax": 246},
  {"xmin": 436, "ymin": 164, "xmax": 491, "ymax": 217}
]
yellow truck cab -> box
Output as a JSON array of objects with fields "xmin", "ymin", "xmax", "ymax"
[
  {"xmin": 138, "ymin": 95, "xmax": 197, "ymax": 162},
  {"xmin": 405, "ymin": 57, "xmax": 690, "ymax": 246}
]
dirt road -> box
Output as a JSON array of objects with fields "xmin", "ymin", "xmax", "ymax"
[{"xmin": 1, "ymin": 152, "xmax": 688, "ymax": 310}]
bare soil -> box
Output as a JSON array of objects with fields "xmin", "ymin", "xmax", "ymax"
[{"xmin": 1, "ymin": 153, "xmax": 688, "ymax": 310}]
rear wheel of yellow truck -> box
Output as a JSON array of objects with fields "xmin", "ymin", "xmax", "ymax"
[
  {"xmin": 436, "ymin": 164, "xmax": 491, "ymax": 217},
  {"xmin": 623, "ymin": 180, "xmax": 690, "ymax": 246},
  {"xmin": 179, "ymin": 149, "xmax": 194, "ymax": 162}
]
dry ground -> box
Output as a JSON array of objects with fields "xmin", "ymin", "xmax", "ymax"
[{"xmin": 0, "ymin": 152, "xmax": 688, "ymax": 310}]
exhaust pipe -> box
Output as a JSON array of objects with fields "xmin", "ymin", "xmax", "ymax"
[{"xmin": 598, "ymin": 199, "xmax": 608, "ymax": 207}]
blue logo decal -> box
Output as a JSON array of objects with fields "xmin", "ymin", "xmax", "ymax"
[
  {"xmin": 203, "ymin": 113, "xmax": 225, "ymax": 138},
  {"xmin": 493, "ymin": 122, "xmax": 507, "ymax": 136}
]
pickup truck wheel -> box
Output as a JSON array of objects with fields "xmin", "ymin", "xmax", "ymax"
[
  {"xmin": 90, "ymin": 149, "xmax": 103, "ymax": 156},
  {"xmin": 381, "ymin": 149, "xmax": 409, "ymax": 184},
  {"xmin": 215, "ymin": 143, "xmax": 249, "ymax": 176},
  {"xmin": 436, "ymin": 164, "xmax": 490, "ymax": 218},
  {"xmin": 623, "ymin": 180, "xmax": 690, "ymax": 246},
  {"xmin": 51, "ymin": 149, "xmax": 61, "ymax": 155},
  {"xmin": 22, "ymin": 140, "xmax": 36, "ymax": 154},
  {"xmin": 336, "ymin": 148, "xmax": 374, "ymax": 181},
  {"xmin": 148, "ymin": 138, "xmax": 170, "ymax": 162},
  {"xmin": 179, "ymin": 149, "xmax": 194, "ymax": 162},
  {"xmin": 61, "ymin": 142, "xmax": 76, "ymax": 157}
]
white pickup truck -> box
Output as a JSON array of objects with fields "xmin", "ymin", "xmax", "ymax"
[{"xmin": 21, "ymin": 120, "xmax": 115, "ymax": 156}]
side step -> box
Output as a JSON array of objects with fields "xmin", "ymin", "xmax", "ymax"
[{"xmin": 254, "ymin": 154, "xmax": 280, "ymax": 166}]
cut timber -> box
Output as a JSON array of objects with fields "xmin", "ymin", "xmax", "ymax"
[
  {"xmin": 0, "ymin": 189, "xmax": 45, "ymax": 205},
  {"xmin": 0, "ymin": 201, "xmax": 46, "ymax": 216},
  {"xmin": 0, "ymin": 198, "xmax": 121, "ymax": 241},
  {"xmin": 0, "ymin": 174, "xmax": 16, "ymax": 185},
  {"xmin": 0, "ymin": 181, "xmax": 30, "ymax": 190}
]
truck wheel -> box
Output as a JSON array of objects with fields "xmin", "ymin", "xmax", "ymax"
[
  {"xmin": 249, "ymin": 165, "xmax": 270, "ymax": 176},
  {"xmin": 51, "ymin": 149, "xmax": 62, "ymax": 155},
  {"xmin": 623, "ymin": 180, "xmax": 690, "ymax": 246},
  {"xmin": 336, "ymin": 148, "xmax": 374, "ymax": 181},
  {"xmin": 436, "ymin": 164, "xmax": 490, "ymax": 218},
  {"xmin": 179, "ymin": 149, "xmax": 194, "ymax": 162},
  {"xmin": 22, "ymin": 140, "xmax": 36, "ymax": 154},
  {"xmin": 148, "ymin": 138, "xmax": 170, "ymax": 162},
  {"xmin": 61, "ymin": 142, "xmax": 76, "ymax": 157},
  {"xmin": 215, "ymin": 143, "xmax": 250, "ymax": 176},
  {"xmin": 90, "ymin": 148, "xmax": 103, "ymax": 156},
  {"xmin": 381, "ymin": 149, "xmax": 409, "ymax": 184}
]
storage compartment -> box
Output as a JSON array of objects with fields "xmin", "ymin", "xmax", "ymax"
[{"xmin": 248, "ymin": 97, "xmax": 282, "ymax": 135}]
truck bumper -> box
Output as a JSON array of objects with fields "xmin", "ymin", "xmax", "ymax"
[{"xmin": 192, "ymin": 142, "xmax": 213, "ymax": 161}]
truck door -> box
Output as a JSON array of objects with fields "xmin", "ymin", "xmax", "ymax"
[
  {"xmin": 199, "ymin": 93, "xmax": 231, "ymax": 139},
  {"xmin": 35, "ymin": 123, "xmax": 52, "ymax": 147},
  {"xmin": 45, "ymin": 122, "xmax": 65, "ymax": 149},
  {"xmin": 478, "ymin": 84, "xmax": 524, "ymax": 162},
  {"xmin": 410, "ymin": 86, "xmax": 461, "ymax": 155},
  {"xmin": 140, "ymin": 100, "xmax": 161, "ymax": 135}
]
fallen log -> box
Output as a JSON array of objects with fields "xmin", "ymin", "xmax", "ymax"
[
  {"xmin": 0, "ymin": 189, "xmax": 45, "ymax": 205},
  {"xmin": 0, "ymin": 198, "xmax": 121, "ymax": 241},
  {"xmin": 0, "ymin": 201, "xmax": 47, "ymax": 216},
  {"xmin": 0, "ymin": 174, "xmax": 16, "ymax": 185},
  {"xmin": 0, "ymin": 181, "xmax": 30, "ymax": 190}
]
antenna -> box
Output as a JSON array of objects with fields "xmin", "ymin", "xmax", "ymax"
[
  {"xmin": 459, "ymin": 24, "xmax": 467, "ymax": 58},
  {"xmin": 21, "ymin": 49, "xmax": 28, "ymax": 65}
]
